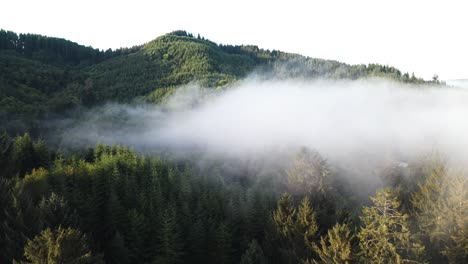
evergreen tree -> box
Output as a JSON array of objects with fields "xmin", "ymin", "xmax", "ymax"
[
  {"xmin": 358, "ymin": 189, "xmax": 424, "ymax": 264},
  {"xmin": 126, "ymin": 209, "xmax": 147, "ymax": 263},
  {"xmin": 411, "ymin": 160, "xmax": 468, "ymax": 263},
  {"xmin": 22, "ymin": 168, "xmax": 50, "ymax": 203},
  {"xmin": 154, "ymin": 208, "xmax": 184, "ymax": 264},
  {"xmin": 212, "ymin": 222, "xmax": 233, "ymax": 264},
  {"xmin": 239, "ymin": 239, "xmax": 267, "ymax": 264},
  {"xmin": 287, "ymin": 148, "xmax": 338, "ymax": 230},
  {"xmin": 312, "ymin": 223, "xmax": 353, "ymax": 264},
  {"xmin": 412, "ymin": 162, "xmax": 467, "ymax": 263},
  {"xmin": 0, "ymin": 178, "xmax": 29, "ymax": 263},
  {"xmin": 273, "ymin": 194, "xmax": 319, "ymax": 263},
  {"xmin": 287, "ymin": 147, "xmax": 333, "ymax": 197},
  {"xmin": 105, "ymin": 232, "xmax": 129, "ymax": 264},
  {"xmin": 296, "ymin": 197, "xmax": 319, "ymax": 247},
  {"xmin": 0, "ymin": 130, "xmax": 11, "ymax": 177},
  {"xmin": 295, "ymin": 197, "xmax": 319, "ymax": 262},
  {"xmin": 273, "ymin": 193, "xmax": 296, "ymax": 239},
  {"xmin": 11, "ymin": 133, "xmax": 36, "ymax": 177},
  {"xmin": 22, "ymin": 226, "xmax": 103, "ymax": 264},
  {"xmin": 411, "ymin": 161, "xmax": 448, "ymax": 261},
  {"xmin": 38, "ymin": 192, "xmax": 79, "ymax": 230},
  {"xmin": 185, "ymin": 216, "xmax": 207, "ymax": 263},
  {"xmin": 246, "ymin": 188, "xmax": 267, "ymax": 241},
  {"xmin": 439, "ymin": 176, "xmax": 467, "ymax": 264}
]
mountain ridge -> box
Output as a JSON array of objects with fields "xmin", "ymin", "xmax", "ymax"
[{"xmin": 0, "ymin": 29, "xmax": 439, "ymax": 134}]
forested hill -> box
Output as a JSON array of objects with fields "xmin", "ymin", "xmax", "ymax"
[
  {"xmin": 0, "ymin": 29, "xmax": 435, "ymax": 133},
  {"xmin": 1, "ymin": 30, "xmax": 465, "ymax": 264}
]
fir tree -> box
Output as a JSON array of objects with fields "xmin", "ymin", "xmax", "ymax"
[
  {"xmin": 358, "ymin": 189, "xmax": 424, "ymax": 264},
  {"xmin": 22, "ymin": 226, "xmax": 103, "ymax": 264},
  {"xmin": 240, "ymin": 239, "xmax": 267, "ymax": 264},
  {"xmin": 411, "ymin": 161, "xmax": 467, "ymax": 263},
  {"xmin": 154, "ymin": 208, "xmax": 184, "ymax": 264},
  {"xmin": 312, "ymin": 223, "xmax": 353, "ymax": 264}
]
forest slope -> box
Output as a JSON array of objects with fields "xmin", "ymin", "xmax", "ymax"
[{"xmin": 0, "ymin": 29, "xmax": 434, "ymax": 134}]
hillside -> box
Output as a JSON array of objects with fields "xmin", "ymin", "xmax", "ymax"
[
  {"xmin": 0, "ymin": 30, "xmax": 465, "ymax": 264},
  {"xmin": 0, "ymin": 29, "xmax": 435, "ymax": 134}
]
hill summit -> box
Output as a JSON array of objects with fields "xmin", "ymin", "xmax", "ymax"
[{"xmin": 0, "ymin": 29, "xmax": 435, "ymax": 133}]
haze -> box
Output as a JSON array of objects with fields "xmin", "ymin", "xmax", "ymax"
[{"xmin": 61, "ymin": 78, "xmax": 468, "ymax": 171}]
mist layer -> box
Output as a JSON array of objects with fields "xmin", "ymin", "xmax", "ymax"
[{"xmin": 62, "ymin": 78, "xmax": 468, "ymax": 168}]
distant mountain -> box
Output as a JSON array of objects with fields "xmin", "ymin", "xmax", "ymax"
[{"xmin": 0, "ymin": 29, "xmax": 439, "ymax": 134}]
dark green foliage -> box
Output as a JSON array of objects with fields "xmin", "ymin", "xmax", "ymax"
[
  {"xmin": 38, "ymin": 192, "xmax": 79, "ymax": 230},
  {"xmin": 0, "ymin": 138, "xmax": 277, "ymax": 263},
  {"xmin": 273, "ymin": 194, "xmax": 319, "ymax": 263},
  {"xmin": 12, "ymin": 133, "xmax": 38, "ymax": 176},
  {"xmin": 0, "ymin": 29, "xmax": 437, "ymax": 136},
  {"xmin": 239, "ymin": 239, "xmax": 267, "ymax": 264},
  {"xmin": 154, "ymin": 208, "xmax": 184, "ymax": 264},
  {"xmin": 0, "ymin": 177, "xmax": 29, "ymax": 263},
  {"xmin": 0, "ymin": 133, "xmax": 51, "ymax": 178},
  {"xmin": 1, "ymin": 135, "xmax": 465, "ymax": 264},
  {"xmin": 0, "ymin": 29, "xmax": 109, "ymax": 65},
  {"xmin": 105, "ymin": 232, "xmax": 129, "ymax": 264}
]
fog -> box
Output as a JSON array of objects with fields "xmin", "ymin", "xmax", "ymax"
[{"xmin": 59, "ymin": 78, "xmax": 468, "ymax": 172}]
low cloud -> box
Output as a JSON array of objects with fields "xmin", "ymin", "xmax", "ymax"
[{"xmin": 58, "ymin": 78, "xmax": 468, "ymax": 173}]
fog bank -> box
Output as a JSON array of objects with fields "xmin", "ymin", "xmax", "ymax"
[{"xmin": 60, "ymin": 78, "xmax": 468, "ymax": 169}]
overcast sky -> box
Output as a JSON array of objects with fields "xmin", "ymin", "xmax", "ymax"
[{"xmin": 1, "ymin": 0, "xmax": 466, "ymax": 80}]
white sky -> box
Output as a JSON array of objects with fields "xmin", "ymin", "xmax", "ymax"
[{"xmin": 1, "ymin": 0, "xmax": 467, "ymax": 80}]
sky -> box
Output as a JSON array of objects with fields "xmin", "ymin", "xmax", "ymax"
[{"xmin": 1, "ymin": 0, "xmax": 467, "ymax": 80}]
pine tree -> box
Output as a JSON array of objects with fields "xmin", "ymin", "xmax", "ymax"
[
  {"xmin": 154, "ymin": 208, "xmax": 184, "ymax": 264},
  {"xmin": 246, "ymin": 189, "xmax": 266, "ymax": 241},
  {"xmin": 0, "ymin": 130, "xmax": 11, "ymax": 177},
  {"xmin": 358, "ymin": 188, "xmax": 424, "ymax": 264},
  {"xmin": 32, "ymin": 139, "xmax": 50, "ymax": 170},
  {"xmin": 296, "ymin": 197, "xmax": 319, "ymax": 247},
  {"xmin": 240, "ymin": 239, "xmax": 267, "ymax": 264},
  {"xmin": 440, "ymin": 176, "xmax": 467, "ymax": 263},
  {"xmin": 21, "ymin": 168, "xmax": 49, "ymax": 203},
  {"xmin": 273, "ymin": 194, "xmax": 319, "ymax": 263},
  {"xmin": 212, "ymin": 222, "xmax": 233, "ymax": 264},
  {"xmin": 105, "ymin": 232, "xmax": 129, "ymax": 264},
  {"xmin": 312, "ymin": 223, "xmax": 353, "ymax": 264},
  {"xmin": 11, "ymin": 133, "xmax": 36, "ymax": 177},
  {"xmin": 287, "ymin": 147, "xmax": 333, "ymax": 197},
  {"xmin": 91, "ymin": 168, "xmax": 113, "ymax": 251},
  {"xmin": 411, "ymin": 161, "xmax": 467, "ymax": 263},
  {"xmin": 38, "ymin": 192, "xmax": 79, "ymax": 230},
  {"xmin": 273, "ymin": 193, "xmax": 296, "ymax": 239},
  {"xmin": 185, "ymin": 216, "xmax": 207, "ymax": 263},
  {"xmin": 22, "ymin": 226, "xmax": 103, "ymax": 264},
  {"xmin": 295, "ymin": 197, "xmax": 318, "ymax": 262},
  {"xmin": 287, "ymin": 148, "xmax": 338, "ymax": 230},
  {"xmin": 126, "ymin": 209, "xmax": 147, "ymax": 263},
  {"xmin": 0, "ymin": 178, "xmax": 29, "ymax": 263}
]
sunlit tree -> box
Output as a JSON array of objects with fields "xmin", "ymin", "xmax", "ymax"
[{"xmin": 358, "ymin": 188, "xmax": 424, "ymax": 264}]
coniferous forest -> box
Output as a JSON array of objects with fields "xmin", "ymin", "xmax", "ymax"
[{"xmin": 0, "ymin": 29, "xmax": 466, "ymax": 264}]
